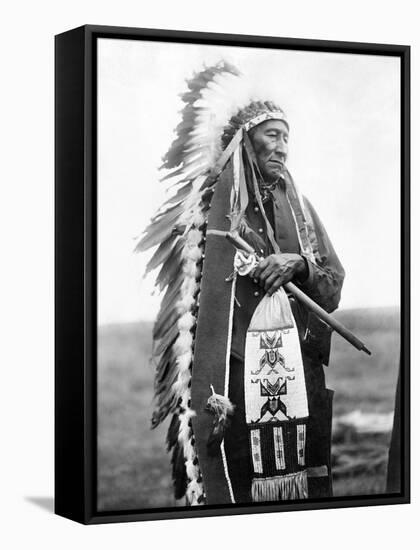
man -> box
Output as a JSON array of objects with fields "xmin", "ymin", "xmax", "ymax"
[
  {"xmin": 222, "ymin": 113, "xmax": 344, "ymax": 503},
  {"xmin": 137, "ymin": 63, "xmax": 344, "ymax": 506}
]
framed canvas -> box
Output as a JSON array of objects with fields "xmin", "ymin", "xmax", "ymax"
[{"xmin": 55, "ymin": 25, "xmax": 410, "ymax": 524}]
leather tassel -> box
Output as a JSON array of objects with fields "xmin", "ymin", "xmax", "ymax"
[{"xmin": 205, "ymin": 384, "xmax": 235, "ymax": 456}]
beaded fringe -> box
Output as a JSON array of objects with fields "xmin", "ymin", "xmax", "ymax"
[{"xmin": 251, "ymin": 471, "xmax": 308, "ymax": 502}]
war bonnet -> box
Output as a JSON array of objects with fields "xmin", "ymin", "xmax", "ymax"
[{"xmin": 136, "ymin": 62, "xmax": 302, "ymax": 506}]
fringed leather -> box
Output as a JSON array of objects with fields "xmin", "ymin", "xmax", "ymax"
[{"xmin": 251, "ymin": 471, "xmax": 308, "ymax": 502}]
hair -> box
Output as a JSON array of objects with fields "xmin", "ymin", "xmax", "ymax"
[{"xmin": 221, "ymin": 100, "xmax": 284, "ymax": 150}]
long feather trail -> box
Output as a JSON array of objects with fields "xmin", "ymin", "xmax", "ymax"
[{"xmin": 136, "ymin": 62, "xmax": 243, "ymax": 504}]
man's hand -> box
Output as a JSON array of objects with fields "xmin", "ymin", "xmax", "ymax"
[{"xmin": 252, "ymin": 253, "xmax": 308, "ymax": 296}]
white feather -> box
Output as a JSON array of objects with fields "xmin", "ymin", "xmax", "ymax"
[
  {"xmin": 178, "ymin": 311, "xmax": 196, "ymax": 332},
  {"xmin": 176, "ymin": 293, "xmax": 196, "ymax": 315}
]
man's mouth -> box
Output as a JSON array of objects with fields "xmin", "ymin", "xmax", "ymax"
[{"xmin": 268, "ymin": 159, "xmax": 285, "ymax": 168}]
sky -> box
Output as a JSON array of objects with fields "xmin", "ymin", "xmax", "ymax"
[{"xmin": 97, "ymin": 38, "xmax": 400, "ymax": 325}]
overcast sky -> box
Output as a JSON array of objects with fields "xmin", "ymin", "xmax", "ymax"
[{"xmin": 97, "ymin": 38, "xmax": 400, "ymax": 325}]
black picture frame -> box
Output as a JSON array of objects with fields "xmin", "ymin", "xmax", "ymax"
[{"xmin": 55, "ymin": 24, "xmax": 410, "ymax": 525}]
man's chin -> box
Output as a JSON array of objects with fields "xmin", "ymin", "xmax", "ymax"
[{"xmin": 264, "ymin": 168, "xmax": 283, "ymax": 183}]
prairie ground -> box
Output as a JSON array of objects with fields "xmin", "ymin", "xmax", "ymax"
[{"xmin": 97, "ymin": 307, "xmax": 400, "ymax": 510}]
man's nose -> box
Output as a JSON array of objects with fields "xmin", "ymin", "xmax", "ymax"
[{"xmin": 275, "ymin": 139, "xmax": 287, "ymax": 155}]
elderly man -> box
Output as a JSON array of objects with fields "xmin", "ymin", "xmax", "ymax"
[
  {"xmin": 138, "ymin": 63, "xmax": 344, "ymax": 506},
  {"xmin": 223, "ymin": 112, "xmax": 344, "ymax": 504}
]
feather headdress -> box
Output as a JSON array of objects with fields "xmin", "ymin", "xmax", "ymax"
[{"xmin": 136, "ymin": 61, "xmax": 290, "ymax": 505}]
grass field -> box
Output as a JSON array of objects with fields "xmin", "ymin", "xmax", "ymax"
[{"xmin": 97, "ymin": 307, "xmax": 400, "ymax": 510}]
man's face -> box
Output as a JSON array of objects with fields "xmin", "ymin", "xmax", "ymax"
[{"xmin": 248, "ymin": 119, "xmax": 289, "ymax": 183}]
